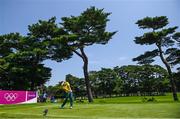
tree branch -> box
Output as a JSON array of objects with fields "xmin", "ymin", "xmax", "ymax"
[
  {"xmin": 80, "ymin": 47, "xmax": 88, "ymax": 62},
  {"xmin": 72, "ymin": 49, "xmax": 84, "ymax": 59}
]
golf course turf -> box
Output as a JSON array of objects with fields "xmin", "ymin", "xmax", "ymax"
[{"xmin": 0, "ymin": 94, "xmax": 180, "ymax": 119}]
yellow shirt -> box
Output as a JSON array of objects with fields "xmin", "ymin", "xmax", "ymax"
[{"xmin": 61, "ymin": 81, "xmax": 72, "ymax": 93}]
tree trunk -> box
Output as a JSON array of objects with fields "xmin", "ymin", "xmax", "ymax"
[
  {"xmin": 157, "ymin": 44, "xmax": 179, "ymax": 101},
  {"xmin": 79, "ymin": 48, "xmax": 93, "ymax": 102},
  {"xmin": 83, "ymin": 58, "xmax": 94, "ymax": 102}
]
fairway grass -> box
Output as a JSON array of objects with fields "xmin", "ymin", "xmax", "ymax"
[
  {"xmin": 0, "ymin": 102, "xmax": 180, "ymax": 119},
  {"xmin": 0, "ymin": 95, "xmax": 180, "ymax": 119}
]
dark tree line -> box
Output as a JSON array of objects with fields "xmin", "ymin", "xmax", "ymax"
[{"xmin": 47, "ymin": 64, "xmax": 179, "ymax": 99}]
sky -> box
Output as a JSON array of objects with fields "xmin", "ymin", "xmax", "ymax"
[{"xmin": 0, "ymin": 0, "xmax": 180, "ymax": 86}]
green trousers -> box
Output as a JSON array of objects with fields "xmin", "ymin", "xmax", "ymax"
[{"xmin": 61, "ymin": 92, "xmax": 73, "ymax": 108}]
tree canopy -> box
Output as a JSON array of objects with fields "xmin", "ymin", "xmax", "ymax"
[
  {"xmin": 57, "ymin": 6, "xmax": 116, "ymax": 102},
  {"xmin": 133, "ymin": 16, "xmax": 179, "ymax": 101}
]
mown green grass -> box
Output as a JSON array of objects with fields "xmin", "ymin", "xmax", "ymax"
[
  {"xmin": 78, "ymin": 93, "xmax": 180, "ymax": 104},
  {"xmin": 0, "ymin": 94, "xmax": 180, "ymax": 119},
  {"xmin": 94, "ymin": 93, "xmax": 180, "ymax": 104}
]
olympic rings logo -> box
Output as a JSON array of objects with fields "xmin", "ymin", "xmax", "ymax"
[{"xmin": 4, "ymin": 93, "xmax": 18, "ymax": 102}]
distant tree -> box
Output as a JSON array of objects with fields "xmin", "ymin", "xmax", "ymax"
[
  {"xmin": 114, "ymin": 65, "xmax": 141, "ymax": 95},
  {"xmin": 89, "ymin": 69, "xmax": 122, "ymax": 97},
  {"xmin": 113, "ymin": 76, "xmax": 123, "ymax": 96},
  {"xmin": 46, "ymin": 82, "xmax": 65, "ymax": 99},
  {"xmin": 139, "ymin": 65, "xmax": 169, "ymax": 95},
  {"xmin": 46, "ymin": 85, "xmax": 59, "ymax": 97},
  {"xmin": 114, "ymin": 65, "xmax": 169, "ymax": 96},
  {"xmin": 133, "ymin": 16, "xmax": 179, "ymax": 101},
  {"xmin": 96, "ymin": 68, "xmax": 118, "ymax": 97},
  {"xmin": 88, "ymin": 71, "xmax": 99, "ymax": 98}
]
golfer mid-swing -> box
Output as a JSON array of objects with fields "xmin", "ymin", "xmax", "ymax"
[{"xmin": 60, "ymin": 81, "xmax": 73, "ymax": 109}]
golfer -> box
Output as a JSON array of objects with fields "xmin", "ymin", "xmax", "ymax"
[{"xmin": 60, "ymin": 81, "xmax": 73, "ymax": 109}]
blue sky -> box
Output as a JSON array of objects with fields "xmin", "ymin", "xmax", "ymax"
[{"xmin": 0, "ymin": 0, "xmax": 180, "ymax": 86}]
